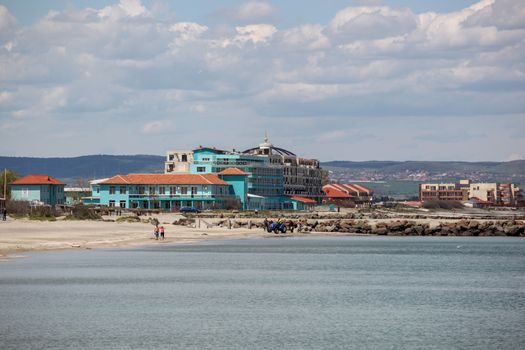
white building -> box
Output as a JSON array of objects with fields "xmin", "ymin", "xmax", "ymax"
[{"xmin": 164, "ymin": 150, "xmax": 194, "ymax": 173}]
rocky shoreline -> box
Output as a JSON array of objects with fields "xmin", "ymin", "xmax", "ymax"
[{"xmin": 174, "ymin": 217, "xmax": 525, "ymax": 237}]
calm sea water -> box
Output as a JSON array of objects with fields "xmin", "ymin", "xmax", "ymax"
[{"xmin": 1, "ymin": 236, "xmax": 524, "ymax": 350}]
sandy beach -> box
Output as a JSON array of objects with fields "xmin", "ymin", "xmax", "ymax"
[
  {"xmin": 0, "ymin": 215, "xmax": 267, "ymax": 260},
  {"xmin": 2, "ymin": 210, "xmax": 523, "ymax": 260}
]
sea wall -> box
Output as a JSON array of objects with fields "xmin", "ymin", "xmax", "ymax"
[{"xmin": 172, "ymin": 217, "xmax": 525, "ymax": 237}]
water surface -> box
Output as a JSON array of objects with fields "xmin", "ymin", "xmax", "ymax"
[{"xmin": 1, "ymin": 236, "xmax": 524, "ymax": 349}]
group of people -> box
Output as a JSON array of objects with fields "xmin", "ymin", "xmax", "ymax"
[{"xmin": 153, "ymin": 225, "xmax": 165, "ymax": 240}]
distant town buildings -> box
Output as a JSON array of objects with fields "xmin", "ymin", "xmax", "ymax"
[
  {"xmin": 419, "ymin": 180, "xmax": 521, "ymax": 206},
  {"xmin": 10, "ymin": 175, "xmax": 65, "ymax": 206}
]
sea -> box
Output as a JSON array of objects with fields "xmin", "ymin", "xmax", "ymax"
[{"xmin": 1, "ymin": 236, "xmax": 524, "ymax": 350}]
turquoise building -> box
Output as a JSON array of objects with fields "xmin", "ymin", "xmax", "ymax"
[
  {"xmin": 191, "ymin": 147, "xmax": 286, "ymax": 210},
  {"xmin": 84, "ymin": 173, "xmax": 241, "ymax": 210},
  {"xmin": 10, "ymin": 175, "xmax": 65, "ymax": 206}
]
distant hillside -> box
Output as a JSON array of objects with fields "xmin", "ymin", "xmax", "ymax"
[
  {"xmin": 321, "ymin": 160, "xmax": 525, "ymax": 183},
  {"xmin": 322, "ymin": 160, "xmax": 525, "ymax": 174},
  {"xmin": 0, "ymin": 155, "xmax": 165, "ymax": 185},
  {"xmin": 1, "ymin": 155, "xmax": 523, "ymax": 187}
]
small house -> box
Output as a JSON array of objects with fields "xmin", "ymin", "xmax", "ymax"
[{"xmin": 10, "ymin": 175, "xmax": 65, "ymax": 206}]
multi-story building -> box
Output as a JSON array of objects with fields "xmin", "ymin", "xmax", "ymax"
[
  {"xmin": 85, "ymin": 173, "xmax": 240, "ymax": 210},
  {"xmin": 10, "ymin": 174, "xmax": 65, "ymax": 206},
  {"xmin": 419, "ymin": 182, "xmax": 469, "ymax": 202},
  {"xmin": 419, "ymin": 180, "xmax": 521, "ymax": 206},
  {"xmin": 242, "ymin": 135, "xmax": 323, "ymax": 203},
  {"xmin": 469, "ymin": 182, "xmax": 521, "ymax": 206},
  {"xmin": 163, "ymin": 136, "xmax": 324, "ymax": 209},
  {"xmin": 164, "ymin": 150, "xmax": 194, "ymax": 173},
  {"xmin": 190, "ymin": 147, "xmax": 285, "ymax": 210}
]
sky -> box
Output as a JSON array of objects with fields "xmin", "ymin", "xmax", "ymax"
[{"xmin": 0, "ymin": 0, "xmax": 524, "ymax": 161}]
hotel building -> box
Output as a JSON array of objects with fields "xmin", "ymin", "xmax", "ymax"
[
  {"xmin": 419, "ymin": 180, "xmax": 521, "ymax": 206},
  {"xmin": 164, "ymin": 136, "xmax": 324, "ymax": 209}
]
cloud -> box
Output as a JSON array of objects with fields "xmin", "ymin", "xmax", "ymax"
[
  {"xmin": 234, "ymin": 24, "xmax": 277, "ymax": 44},
  {"xmin": 0, "ymin": 0, "xmax": 524, "ymax": 160},
  {"xmin": 236, "ymin": 1, "xmax": 275, "ymax": 22},
  {"xmin": 141, "ymin": 120, "xmax": 174, "ymax": 134}
]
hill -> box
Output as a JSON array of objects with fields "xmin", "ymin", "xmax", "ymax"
[
  {"xmin": 1, "ymin": 155, "xmax": 523, "ymax": 187},
  {"xmin": 0, "ymin": 155, "xmax": 165, "ymax": 185},
  {"xmin": 321, "ymin": 160, "xmax": 525, "ymax": 183}
]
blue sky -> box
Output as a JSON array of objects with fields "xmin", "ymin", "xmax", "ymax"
[{"xmin": 0, "ymin": 0, "xmax": 524, "ymax": 161}]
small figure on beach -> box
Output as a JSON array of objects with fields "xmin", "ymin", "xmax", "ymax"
[
  {"xmin": 2, "ymin": 208, "xmax": 6, "ymax": 221},
  {"xmin": 154, "ymin": 225, "xmax": 159, "ymax": 240},
  {"xmin": 159, "ymin": 226, "xmax": 165, "ymax": 240},
  {"xmin": 263, "ymin": 218, "xmax": 271, "ymax": 232}
]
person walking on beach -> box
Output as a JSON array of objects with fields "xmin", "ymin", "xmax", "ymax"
[
  {"xmin": 159, "ymin": 226, "xmax": 165, "ymax": 240},
  {"xmin": 154, "ymin": 225, "xmax": 159, "ymax": 240},
  {"xmin": 2, "ymin": 208, "xmax": 6, "ymax": 221}
]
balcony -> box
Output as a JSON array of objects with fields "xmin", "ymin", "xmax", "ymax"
[{"xmin": 128, "ymin": 194, "xmax": 236, "ymax": 199}]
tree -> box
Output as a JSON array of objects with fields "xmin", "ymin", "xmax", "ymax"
[{"xmin": 0, "ymin": 169, "xmax": 19, "ymax": 200}]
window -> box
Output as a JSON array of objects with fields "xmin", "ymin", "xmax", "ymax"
[
  {"xmin": 182, "ymin": 154, "xmax": 187, "ymax": 162},
  {"xmin": 119, "ymin": 200, "xmax": 126, "ymax": 208},
  {"xmin": 120, "ymin": 186, "xmax": 126, "ymax": 194},
  {"xmin": 197, "ymin": 167, "xmax": 206, "ymax": 172},
  {"xmin": 96, "ymin": 187, "xmax": 100, "ymax": 194},
  {"xmin": 109, "ymin": 186, "xmax": 115, "ymax": 195},
  {"xmin": 170, "ymin": 187, "xmax": 175, "ymax": 195},
  {"xmin": 138, "ymin": 186, "xmax": 145, "ymax": 194},
  {"xmin": 109, "ymin": 200, "xmax": 115, "ymax": 207},
  {"xmin": 149, "ymin": 186, "xmax": 156, "ymax": 195},
  {"xmin": 202, "ymin": 158, "xmax": 210, "ymax": 161},
  {"xmin": 159, "ymin": 187, "xmax": 165, "ymax": 195},
  {"xmin": 181, "ymin": 187, "xmax": 187, "ymax": 195}
]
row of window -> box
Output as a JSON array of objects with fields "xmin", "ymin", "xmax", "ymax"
[{"xmin": 107, "ymin": 185, "xmax": 227, "ymax": 196}]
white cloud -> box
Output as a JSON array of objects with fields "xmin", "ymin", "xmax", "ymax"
[
  {"xmin": 282, "ymin": 24, "xmax": 330, "ymax": 50},
  {"xmin": 328, "ymin": 6, "xmax": 417, "ymax": 41},
  {"xmin": 99, "ymin": 0, "xmax": 151, "ymax": 19},
  {"xmin": 236, "ymin": 1, "xmax": 275, "ymax": 21},
  {"xmin": 0, "ymin": 0, "xmax": 524, "ymax": 159},
  {"xmin": 235, "ymin": 24, "xmax": 277, "ymax": 44},
  {"xmin": 169, "ymin": 22, "xmax": 208, "ymax": 40},
  {"xmin": 0, "ymin": 5, "xmax": 17, "ymax": 37}
]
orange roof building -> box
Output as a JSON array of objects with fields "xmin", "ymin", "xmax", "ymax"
[
  {"xmin": 323, "ymin": 183, "xmax": 374, "ymax": 207},
  {"xmin": 101, "ymin": 173, "xmax": 229, "ymax": 186},
  {"xmin": 85, "ymin": 173, "xmax": 236, "ymax": 211},
  {"xmin": 10, "ymin": 174, "xmax": 65, "ymax": 205},
  {"xmin": 11, "ymin": 175, "xmax": 65, "ymax": 185}
]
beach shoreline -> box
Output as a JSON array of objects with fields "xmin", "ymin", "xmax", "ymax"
[{"xmin": 1, "ymin": 211, "xmax": 524, "ymax": 260}]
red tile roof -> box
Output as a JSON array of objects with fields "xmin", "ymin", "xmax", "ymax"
[
  {"xmin": 11, "ymin": 175, "xmax": 65, "ymax": 185},
  {"xmin": 101, "ymin": 174, "xmax": 229, "ymax": 185},
  {"xmin": 289, "ymin": 196, "xmax": 316, "ymax": 204},
  {"xmin": 218, "ymin": 168, "xmax": 248, "ymax": 176},
  {"xmin": 323, "ymin": 187, "xmax": 352, "ymax": 198},
  {"xmin": 323, "ymin": 183, "xmax": 373, "ymax": 196}
]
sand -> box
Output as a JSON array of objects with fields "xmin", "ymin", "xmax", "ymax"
[
  {"xmin": 0, "ymin": 216, "xmax": 266, "ymax": 260},
  {"xmin": 2, "ymin": 211, "xmax": 514, "ymax": 261}
]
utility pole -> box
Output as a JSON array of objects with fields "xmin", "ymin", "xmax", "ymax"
[{"xmin": 3, "ymin": 168, "xmax": 6, "ymax": 200}]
